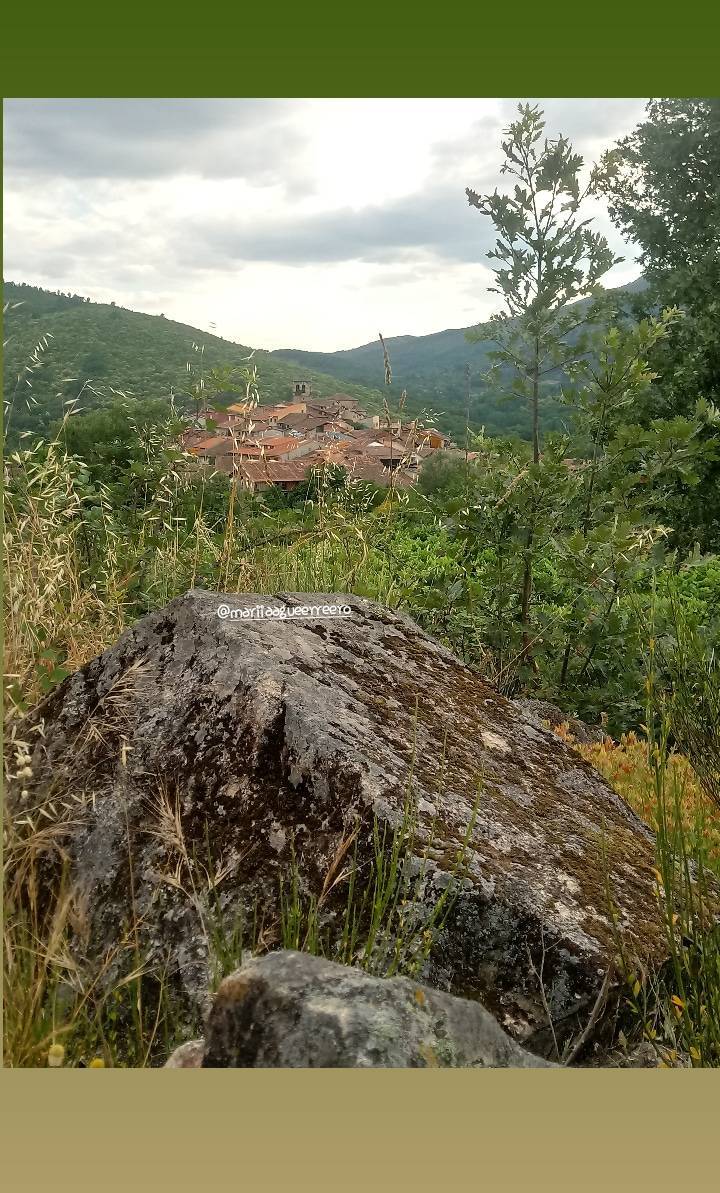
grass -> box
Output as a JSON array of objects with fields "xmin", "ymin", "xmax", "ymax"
[
  {"xmin": 576, "ymin": 732, "xmax": 720, "ymax": 874},
  {"xmin": 3, "ymin": 777, "xmax": 470, "ymax": 1067},
  {"xmin": 3, "ymin": 435, "xmax": 127, "ymax": 713},
  {"xmin": 553, "ymin": 600, "xmax": 720, "ymax": 1067},
  {"xmin": 583, "ymin": 729, "xmax": 720, "ymax": 1066},
  {"xmin": 278, "ymin": 790, "xmax": 479, "ymax": 981},
  {"xmin": 3, "ymin": 821, "xmax": 177, "ymax": 1068}
]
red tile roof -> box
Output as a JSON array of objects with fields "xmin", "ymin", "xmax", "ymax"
[
  {"xmin": 237, "ymin": 460, "xmax": 314, "ymax": 484},
  {"xmin": 256, "ymin": 436, "xmax": 302, "ymax": 454},
  {"xmin": 188, "ymin": 435, "xmax": 231, "ymax": 455}
]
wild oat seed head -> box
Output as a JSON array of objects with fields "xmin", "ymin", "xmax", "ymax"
[{"xmin": 47, "ymin": 1043, "xmax": 65, "ymax": 1067}]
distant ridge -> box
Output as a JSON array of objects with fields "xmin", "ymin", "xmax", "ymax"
[
  {"xmin": 3, "ymin": 277, "xmax": 646, "ymax": 444},
  {"xmin": 271, "ymin": 277, "xmax": 648, "ymax": 440}
]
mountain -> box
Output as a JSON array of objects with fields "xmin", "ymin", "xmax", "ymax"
[
  {"xmin": 2, "ymin": 282, "xmax": 387, "ymax": 443},
  {"xmin": 273, "ymin": 325, "xmax": 503, "ymax": 440},
  {"xmin": 3, "ymin": 278, "xmax": 647, "ymax": 446},
  {"xmin": 272, "ymin": 278, "xmax": 648, "ymax": 441}
]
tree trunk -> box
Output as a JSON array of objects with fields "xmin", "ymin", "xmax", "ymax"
[
  {"xmin": 531, "ymin": 338, "xmax": 540, "ymax": 466},
  {"xmin": 519, "ymin": 347, "xmax": 540, "ymax": 667}
]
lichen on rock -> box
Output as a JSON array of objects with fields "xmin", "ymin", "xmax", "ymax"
[
  {"xmin": 193, "ymin": 950, "xmax": 556, "ymax": 1068},
  {"xmin": 11, "ymin": 589, "xmax": 670, "ymax": 1057}
]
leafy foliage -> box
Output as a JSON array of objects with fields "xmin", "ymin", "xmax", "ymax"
[{"xmin": 600, "ymin": 98, "xmax": 720, "ymax": 548}]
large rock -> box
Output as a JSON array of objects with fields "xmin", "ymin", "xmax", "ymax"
[
  {"xmin": 193, "ymin": 950, "xmax": 554, "ymax": 1067},
  {"xmin": 12, "ymin": 590, "xmax": 667, "ymax": 1056}
]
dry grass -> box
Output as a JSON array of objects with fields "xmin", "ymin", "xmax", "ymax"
[
  {"xmin": 2, "ymin": 760, "xmax": 165, "ymax": 1068},
  {"xmin": 557, "ymin": 728, "xmax": 720, "ymax": 872},
  {"xmin": 4, "ymin": 434, "xmax": 126, "ymax": 715},
  {"xmin": 550, "ymin": 721, "xmax": 720, "ymax": 1065}
]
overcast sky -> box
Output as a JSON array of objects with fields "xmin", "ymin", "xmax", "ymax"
[{"xmin": 3, "ymin": 98, "xmax": 646, "ymax": 351}]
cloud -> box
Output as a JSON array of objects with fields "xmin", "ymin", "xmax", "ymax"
[
  {"xmin": 174, "ymin": 183, "xmax": 493, "ymax": 268},
  {"xmin": 3, "ymin": 98, "xmax": 307, "ymax": 186},
  {"xmin": 508, "ymin": 98, "xmax": 648, "ymax": 147},
  {"xmin": 2, "ymin": 98, "xmax": 645, "ymax": 350},
  {"xmin": 429, "ymin": 98, "xmax": 647, "ymax": 186}
]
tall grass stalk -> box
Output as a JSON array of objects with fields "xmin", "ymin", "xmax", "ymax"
[{"xmin": 584, "ymin": 592, "xmax": 720, "ymax": 1066}]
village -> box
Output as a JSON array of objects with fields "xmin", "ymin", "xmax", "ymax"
[{"xmin": 179, "ymin": 380, "xmax": 458, "ymax": 494}]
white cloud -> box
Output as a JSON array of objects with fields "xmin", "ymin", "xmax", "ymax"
[{"xmin": 3, "ymin": 98, "xmax": 646, "ymax": 350}]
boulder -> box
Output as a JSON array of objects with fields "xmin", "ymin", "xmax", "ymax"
[
  {"xmin": 12, "ymin": 590, "xmax": 668, "ymax": 1057},
  {"xmin": 195, "ymin": 950, "xmax": 554, "ymax": 1067}
]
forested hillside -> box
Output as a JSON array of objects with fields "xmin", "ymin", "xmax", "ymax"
[
  {"xmin": 274, "ymin": 321, "xmax": 566, "ymax": 439},
  {"xmin": 3, "ymin": 278, "xmax": 642, "ymax": 446},
  {"xmin": 272, "ymin": 279, "xmax": 648, "ymax": 440},
  {"xmin": 2, "ymin": 282, "xmax": 388, "ymax": 442}
]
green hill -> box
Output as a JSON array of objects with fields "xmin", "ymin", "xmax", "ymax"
[
  {"xmin": 273, "ymin": 324, "xmax": 512, "ymax": 439},
  {"xmin": 2, "ymin": 282, "xmax": 389, "ymax": 443},
  {"xmin": 3, "ymin": 278, "xmax": 646, "ymax": 446},
  {"xmin": 272, "ymin": 278, "xmax": 648, "ymax": 440}
]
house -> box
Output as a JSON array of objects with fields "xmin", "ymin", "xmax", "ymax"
[
  {"xmin": 414, "ymin": 427, "xmax": 451, "ymax": 450},
  {"xmin": 360, "ymin": 413, "xmax": 403, "ymax": 434},
  {"xmin": 364, "ymin": 440, "xmax": 409, "ymax": 470},
  {"xmin": 237, "ymin": 459, "xmax": 316, "ymax": 494},
  {"xmin": 180, "ymin": 427, "xmax": 213, "ymax": 450},
  {"xmin": 340, "ymin": 454, "xmax": 416, "ymax": 488},
  {"xmin": 187, "ymin": 435, "xmax": 232, "ymax": 464},
  {"xmin": 275, "ymin": 413, "xmax": 353, "ymax": 438},
  {"xmin": 273, "ymin": 400, "xmax": 308, "ymax": 416},
  {"xmin": 306, "ymin": 394, "xmax": 365, "ymax": 421},
  {"xmin": 324, "ymin": 394, "xmax": 363, "ymax": 413},
  {"xmin": 224, "ymin": 400, "xmax": 258, "ymax": 416},
  {"xmin": 180, "ymin": 395, "xmax": 454, "ymax": 493},
  {"xmin": 225, "ymin": 404, "xmax": 302, "ymax": 427},
  {"xmin": 259, "ymin": 435, "xmax": 317, "ymax": 461},
  {"xmin": 245, "ymin": 408, "xmax": 283, "ymax": 427},
  {"xmin": 187, "ymin": 409, "xmax": 249, "ymax": 435}
]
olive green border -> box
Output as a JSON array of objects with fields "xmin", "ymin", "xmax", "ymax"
[
  {"xmin": 3, "ymin": 2, "xmax": 720, "ymax": 1188},
  {"xmin": 2, "ymin": 0, "xmax": 720, "ymax": 95}
]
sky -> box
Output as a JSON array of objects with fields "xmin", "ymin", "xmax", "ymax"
[{"xmin": 3, "ymin": 98, "xmax": 647, "ymax": 352}]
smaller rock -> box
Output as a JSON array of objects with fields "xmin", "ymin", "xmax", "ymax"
[
  {"xmin": 596, "ymin": 1040, "xmax": 689, "ymax": 1069},
  {"xmin": 200, "ymin": 951, "xmax": 555, "ymax": 1068},
  {"xmin": 513, "ymin": 698, "xmax": 606, "ymax": 745},
  {"xmin": 164, "ymin": 1039, "xmax": 205, "ymax": 1068}
]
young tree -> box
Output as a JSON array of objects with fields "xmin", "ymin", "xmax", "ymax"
[{"xmin": 465, "ymin": 103, "xmax": 619, "ymax": 661}]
